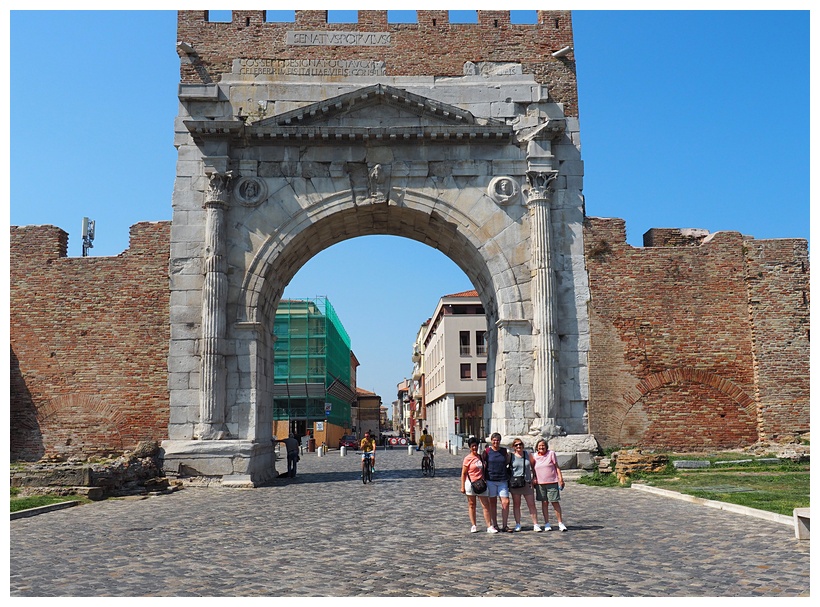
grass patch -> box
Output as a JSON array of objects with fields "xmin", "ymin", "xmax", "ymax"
[
  {"xmin": 641, "ymin": 464, "xmax": 809, "ymax": 516},
  {"xmin": 580, "ymin": 455, "xmax": 809, "ymax": 517},
  {"xmin": 577, "ymin": 470, "xmax": 630, "ymax": 488},
  {"xmin": 10, "ymin": 487, "xmax": 92, "ymax": 513}
]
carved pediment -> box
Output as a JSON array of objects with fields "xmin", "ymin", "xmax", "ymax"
[
  {"xmin": 184, "ymin": 83, "xmax": 513, "ymax": 143},
  {"xmin": 258, "ymin": 84, "xmax": 488, "ymax": 127}
]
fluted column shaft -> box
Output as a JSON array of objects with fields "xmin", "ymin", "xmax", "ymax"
[
  {"xmin": 197, "ymin": 172, "xmax": 232, "ymax": 440},
  {"xmin": 526, "ymin": 171, "xmax": 559, "ymax": 422}
]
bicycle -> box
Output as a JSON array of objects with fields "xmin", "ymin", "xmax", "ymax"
[
  {"xmin": 361, "ymin": 452, "xmax": 374, "ymax": 484},
  {"xmin": 421, "ymin": 449, "xmax": 435, "ymax": 477}
]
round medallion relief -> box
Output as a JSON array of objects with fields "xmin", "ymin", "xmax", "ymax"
[
  {"xmin": 233, "ymin": 176, "xmax": 267, "ymax": 207},
  {"xmin": 488, "ymin": 176, "xmax": 520, "ymax": 205}
]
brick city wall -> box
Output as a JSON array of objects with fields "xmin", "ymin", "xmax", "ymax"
[
  {"xmin": 10, "ymin": 223, "xmax": 171, "ymax": 461},
  {"xmin": 584, "ymin": 217, "xmax": 810, "ymax": 451},
  {"xmin": 10, "ymin": 217, "xmax": 809, "ymax": 459},
  {"xmin": 176, "ymin": 10, "xmax": 579, "ymax": 117}
]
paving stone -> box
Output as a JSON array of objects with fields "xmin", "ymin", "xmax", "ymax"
[{"xmin": 9, "ymin": 448, "xmax": 810, "ymax": 597}]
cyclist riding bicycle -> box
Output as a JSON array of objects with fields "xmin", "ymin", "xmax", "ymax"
[
  {"xmin": 360, "ymin": 430, "xmax": 377, "ymax": 474},
  {"xmin": 417, "ymin": 427, "xmax": 435, "ymax": 465}
]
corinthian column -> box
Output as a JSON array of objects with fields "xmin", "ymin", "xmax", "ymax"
[
  {"xmin": 526, "ymin": 170, "xmax": 560, "ymax": 426},
  {"xmin": 197, "ymin": 171, "xmax": 233, "ymax": 440}
]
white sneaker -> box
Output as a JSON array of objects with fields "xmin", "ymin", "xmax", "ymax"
[
  {"xmin": 470, "ymin": 525, "xmax": 478, "ymax": 533},
  {"xmin": 533, "ymin": 525, "xmax": 542, "ymax": 532},
  {"xmin": 487, "ymin": 526, "xmax": 499, "ymax": 534},
  {"xmin": 514, "ymin": 524, "xmax": 522, "ymax": 532},
  {"xmin": 558, "ymin": 522, "xmax": 568, "ymax": 532},
  {"xmin": 543, "ymin": 523, "xmax": 552, "ymax": 531}
]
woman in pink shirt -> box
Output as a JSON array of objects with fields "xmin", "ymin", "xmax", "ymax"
[
  {"xmin": 532, "ymin": 438, "xmax": 567, "ymax": 531},
  {"xmin": 460, "ymin": 436, "xmax": 495, "ymax": 533}
]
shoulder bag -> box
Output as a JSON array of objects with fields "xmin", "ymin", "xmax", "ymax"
[
  {"xmin": 470, "ymin": 455, "xmax": 487, "ymax": 494},
  {"xmin": 509, "ymin": 451, "xmax": 527, "ymax": 488}
]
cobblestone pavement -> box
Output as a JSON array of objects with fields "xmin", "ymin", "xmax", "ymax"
[{"xmin": 10, "ymin": 447, "xmax": 810, "ymax": 597}]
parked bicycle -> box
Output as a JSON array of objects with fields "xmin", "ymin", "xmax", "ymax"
[
  {"xmin": 421, "ymin": 450, "xmax": 435, "ymax": 477},
  {"xmin": 361, "ymin": 452, "xmax": 374, "ymax": 484}
]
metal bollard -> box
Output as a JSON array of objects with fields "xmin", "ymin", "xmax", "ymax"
[
  {"xmin": 408, "ymin": 444, "xmax": 413, "ymax": 455},
  {"xmin": 317, "ymin": 446, "xmax": 323, "ymax": 457},
  {"xmin": 341, "ymin": 446, "xmax": 346, "ymax": 457}
]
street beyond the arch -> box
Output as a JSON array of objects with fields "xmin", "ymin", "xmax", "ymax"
[{"xmin": 9, "ymin": 448, "xmax": 809, "ymax": 597}]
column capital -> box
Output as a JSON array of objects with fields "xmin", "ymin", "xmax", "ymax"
[
  {"xmin": 525, "ymin": 170, "xmax": 559, "ymax": 204},
  {"xmin": 205, "ymin": 171, "xmax": 236, "ymax": 207}
]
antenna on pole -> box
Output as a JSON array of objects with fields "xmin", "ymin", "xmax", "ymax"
[{"xmin": 82, "ymin": 217, "xmax": 95, "ymax": 257}]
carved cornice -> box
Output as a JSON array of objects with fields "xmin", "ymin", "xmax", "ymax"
[
  {"xmin": 514, "ymin": 118, "xmax": 566, "ymax": 144},
  {"xmin": 184, "ymin": 121, "xmax": 513, "ymax": 143}
]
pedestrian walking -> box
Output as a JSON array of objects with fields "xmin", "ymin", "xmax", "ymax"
[
  {"xmin": 532, "ymin": 438, "xmax": 567, "ymax": 531},
  {"xmin": 283, "ymin": 434, "xmax": 300, "ymax": 478},
  {"xmin": 461, "ymin": 436, "xmax": 495, "ymax": 533},
  {"xmin": 509, "ymin": 438, "xmax": 541, "ymax": 531}
]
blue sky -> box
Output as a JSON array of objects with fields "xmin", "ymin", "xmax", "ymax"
[{"xmin": 8, "ymin": 7, "xmax": 811, "ymax": 412}]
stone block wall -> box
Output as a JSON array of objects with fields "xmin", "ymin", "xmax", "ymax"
[
  {"xmin": 584, "ymin": 217, "xmax": 809, "ymax": 450},
  {"xmin": 9, "ymin": 222, "xmax": 172, "ymax": 461},
  {"xmin": 176, "ymin": 10, "xmax": 578, "ymax": 117}
]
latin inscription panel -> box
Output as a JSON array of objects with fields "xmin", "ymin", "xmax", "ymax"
[
  {"xmin": 286, "ymin": 31, "xmax": 391, "ymax": 46},
  {"xmin": 235, "ymin": 58, "xmax": 386, "ymax": 77}
]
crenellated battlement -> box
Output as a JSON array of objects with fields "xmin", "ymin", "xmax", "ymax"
[{"xmin": 176, "ymin": 9, "xmax": 578, "ymax": 116}]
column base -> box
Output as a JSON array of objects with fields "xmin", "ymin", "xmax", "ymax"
[{"xmin": 160, "ymin": 439, "xmax": 277, "ymax": 487}]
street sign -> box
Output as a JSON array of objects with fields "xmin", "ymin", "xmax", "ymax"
[{"xmin": 324, "ymin": 402, "xmax": 332, "ymax": 415}]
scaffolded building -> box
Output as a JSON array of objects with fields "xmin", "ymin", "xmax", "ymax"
[{"xmin": 272, "ymin": 297, "xmax": 356, "ymax": 435}]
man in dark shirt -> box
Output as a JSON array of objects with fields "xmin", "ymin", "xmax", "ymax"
[
  {"xmin": 483, "ymin": 432, "xmax": 512, "ymax": 532},
  {"xmin": 282, "ymin": 434, "xmax": 300, "ymax": 478}
]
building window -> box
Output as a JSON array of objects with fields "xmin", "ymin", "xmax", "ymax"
[
  {"xmin": 459, "ymin": 331, "xmax": 470, "ymax": 356},
  {"xmin": 477, "ymin": 363, "xmax": 487, "ymax": 379},
  {"xmin": 476, "ymin": 331, "xmax": 486, "ymax": 356},
  {"xmin": 460, "ymin": 363, "xmax": 472, "ymax": 379}
]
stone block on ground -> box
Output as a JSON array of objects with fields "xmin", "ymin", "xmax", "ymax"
[
  {"xmin": 555, "ymin": 452, "xmax": 577, "ymax": 470},
  {"xmin": 576, "ymin": 451, "xmax": 597, "ymax": 470},
  {"xmin": 613, "ymin": 450, "xmax": 669, "ymax": 484},
  {"xmin": 673, "ymin": 460, "xmax": 710, "ymax": 469}
]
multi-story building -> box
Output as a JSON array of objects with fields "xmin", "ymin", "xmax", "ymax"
[
  {"xmin": 422, "ymin": 290, "xmax": 488, "ymax": 448},
  {"xmin": 354, "ymin": 387, "xmax": 382, "ymax": 442},
  {"xmin": 271, "ymin": 297, "xmax": 357, "ymax": 447},
  {"xmin": 409, "ymin": 320, "xmax": 429, "ymax": 439},
  {"xmin": 395, "ymin": 379, "xmax": 412, "ymax": 439}
]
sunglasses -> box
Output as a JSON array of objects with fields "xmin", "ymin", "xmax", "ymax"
[{"xmin": 513, "ymin": 443, "xmax": 523, "ymax": 448}]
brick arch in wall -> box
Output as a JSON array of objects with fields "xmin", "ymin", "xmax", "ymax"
[
  {"xmin": 617, "ymin": 368, "xmax": 758, "ymax": 449},
  {"xmin": 36, "ymin": 394, "xmax": 126, "ymax": 459}
]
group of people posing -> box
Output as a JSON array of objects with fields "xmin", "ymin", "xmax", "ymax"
[{"xmin": 460, "ymin": 433, "xmax": 567, "ymax": 534}]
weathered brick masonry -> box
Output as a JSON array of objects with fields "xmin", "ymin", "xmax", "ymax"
[
  {"xmin": 176, "ymin": 9, "xmax": 578, "ymax": 117},
  {"xmin": 584, "ymin": 218, "xmax": 809, "ymax": 450},
  {"xmin": 10, "ymin": 223, "xmax": 171, "ymax": 461},
  {"xmin": 11, "ymin": 217, "xmax": 808, "ymax": 459}
]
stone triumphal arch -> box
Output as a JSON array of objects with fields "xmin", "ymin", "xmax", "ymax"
[{"xmin": 161, "ymin": 10, "xmax": 591, "ymax": 485}]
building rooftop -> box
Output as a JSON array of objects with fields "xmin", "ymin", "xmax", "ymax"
[{"xmin": 443, "ymin": 289, "xmax": 479, "ymax": 298}]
